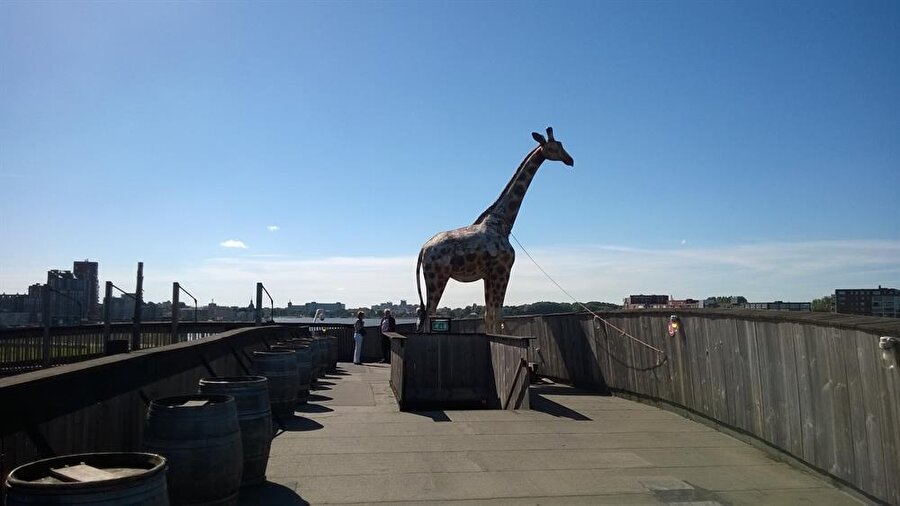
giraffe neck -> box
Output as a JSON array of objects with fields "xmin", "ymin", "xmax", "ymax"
[{"xmin": 475, "ymin": 146, "xmax": 546, "ymax": 236}]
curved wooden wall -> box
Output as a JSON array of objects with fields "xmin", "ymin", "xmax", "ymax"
[{"xmin": 459, "ymin": 310, "xmax": 900, "ymax": 505}]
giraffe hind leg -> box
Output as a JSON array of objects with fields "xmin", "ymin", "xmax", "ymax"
[{"xmin": 425, "ymin": 268, "xmax": 450, "ymax": 331}]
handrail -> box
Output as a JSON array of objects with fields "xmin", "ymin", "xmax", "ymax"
[
  {"xmin": 177, "ymin": 284, "xmax": 198, "ymax": 323},
  {"xmin": 261, "ymin": 285, "xmax": 274, "ymax": 321},
  {"xmin": 255, "ymin": 282, "xmax": 275, "ymax": 324},
  {"xmin": 110, "ymin": 283, "xmax": 136, "ymax": 300}
]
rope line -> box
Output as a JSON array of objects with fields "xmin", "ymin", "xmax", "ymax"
[{"xmin": 509, "ymin": 232, "xmax": 667, "ymax": 358}]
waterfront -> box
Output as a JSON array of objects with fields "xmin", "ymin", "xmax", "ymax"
[{"xmin": 274, "ymin": 317, "xmax": 417, "ymax": 326}]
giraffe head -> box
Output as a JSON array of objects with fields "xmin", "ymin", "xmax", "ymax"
[{"xmin": 531, "ymin": 127, "xmax": 574, "ymax": 167}]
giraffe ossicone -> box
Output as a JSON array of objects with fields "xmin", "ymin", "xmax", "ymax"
[{"xmin": 416, "ymin": 127, "xmax": 575, "ymax": 334}]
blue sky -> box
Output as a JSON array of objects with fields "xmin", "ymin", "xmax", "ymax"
[{"xmin": 1, "ymin": 0, "xmax": 898, "ymax": 308}]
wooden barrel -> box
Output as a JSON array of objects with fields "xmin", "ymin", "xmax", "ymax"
[
  {"xmin": 272, "ymin": 343, "xmax": 311, "ymax": 403},
  {"xmin": 253, "ymin": 350, "xmax": 299, "ymax": 415},
  {"xmin": 293, "ymin": 338, "xmax": 315, "ymax": 388},
  {"xmin": 297, "ymin": 338, "xmax": 319, "ymax": 384},
  {"xmin": 320, "ymin": 337, "xmax": 332, "ymax": 375},
  {"xmin": 312, "ymin": 338, "xmax": 327, "ymax": 378},
  {"xmin": 198, "ymin": 376, "xmax": 272, "ymax": 486},
  {"xmin": 325, "ymin": 336, "xmax": 338, "ymax": 372},
  {"xmin": 143, "ymin": 395, "xmax": 242, "ymax": 506},
  {"xmin": 5, "ymin": 452, "xmax": 169, "ymax": 506}
]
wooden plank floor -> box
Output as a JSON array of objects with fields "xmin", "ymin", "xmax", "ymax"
[{"xmin": 240, "ymin": 362, "xmax": 863, "ymax": 505}]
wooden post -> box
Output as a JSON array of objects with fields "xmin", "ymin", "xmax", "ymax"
[
  {"xmin": 172, "ymin": 282, "xmax": 180, "ymax": 344},
  {"xmin": 103, "ymin": 281, "xmax": 112, "ymax": 343},
  {"xmin": 255, "ymin": 283, "xmax": 263, "ymax": 326},
  {"xmin": 41, "ymin": 284, "xmax": 51, "ymax": 368},
  {"xmin": 131, "ymin": 262, "xmax": 143, "ymax": 351}
]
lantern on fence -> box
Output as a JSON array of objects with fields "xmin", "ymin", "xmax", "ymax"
[
  {"xmin": 880, "ymin": 336, "xmax": 899, "ymax": 371},
  {"xmin": 667, "ymin": 315, "xmax": 681, "ymax": 338}
]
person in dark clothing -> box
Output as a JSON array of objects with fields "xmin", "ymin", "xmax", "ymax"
[{"xmin": 379, "ymin": 309, "xmax": 396, "ymax": 363}]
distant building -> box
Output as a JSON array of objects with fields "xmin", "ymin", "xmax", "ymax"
[
  {"xmin": 101, "ymin": 293, "xmax": 160, "ymax": 322},
  {"xmin": 836, "ymin": 286, "xmax": 900, "ymax": 318},
  {"xmin": 743, "ymin": 301, "xmax": 811, "ymax": 312},
  {"xmin": 279, "ymin": 300, "xmax": 305, "ymax": 317},
  {"xmin": 623, "ymin": 295, "xmax": 669, "ymax": 309},
  {"xmin": 47, "ymin": 270, "xmax": 86, "ymax": 325},
  {"xmin": 0, "ymin": 292, "xmax": 39, "ymax": 327},
  {"xmin": 73, "ymin": 260, "xmax": 99, "ymax": 321},
  {"xmin": 1, "ymin": 259, "xmax": 104, "ymax": 327},
  {"xmin": 372, "ymin": 300, "xmax": 416, "ymax": 315},
  {"xmin": 302, "ymin": 302, "xmax": 345, "ymax": 315},
  {"xmin": 669, "ymin": 298, "xmax": 701, "ymax": 309},
  {"xmin": 26, "ymin": 284, "xmax": 41, "ymax": 314},
  {"xmin": 106, "ymin": 293, "xmax": 137, "ymax": 321},
  {"xmin": 701, "ymin": 297, "xmax": 718, "ymax": 308},
  {"xmin": 205, "ymin": 302, "xmax": 237, "ymax": 321},
  {"xmin": 0, "ymin": 293, "xmax": 27, "ymax": 313}
]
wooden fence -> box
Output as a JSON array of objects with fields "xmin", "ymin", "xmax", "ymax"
[{"xmin": 458, "ymin": 310, "xmax": 900, "ymax": 505}]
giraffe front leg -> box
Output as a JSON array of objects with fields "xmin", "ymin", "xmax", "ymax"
[
  {"xmin": 483, "ymin": 278, "xmax": 494, "ymax": 333},
  {"xmin": 484, "ymin": 273, "xmax": 509, "ymax": 334},
  {"xmin": 483, "ymin": 297, "xmax": 496, "ymax": 335}
]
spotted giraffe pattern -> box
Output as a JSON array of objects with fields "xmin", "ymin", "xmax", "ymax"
[{"xmin": 416, "ymin": 127, "xmax": 575, "ymax": 333}]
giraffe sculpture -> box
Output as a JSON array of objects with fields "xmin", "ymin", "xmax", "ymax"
[{"xmin": 416, "ymin": 127, "xmax": 575, "ymax": 333}]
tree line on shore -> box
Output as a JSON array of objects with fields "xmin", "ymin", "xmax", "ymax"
[
  {"xmin": 315, "ymin": 301, "xmax": 622, "ymax": 319},
  {"xmin": 440, "ymin": 301, "xmax": 621, "ymax": 319}
]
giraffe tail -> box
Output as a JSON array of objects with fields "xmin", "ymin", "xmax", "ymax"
[{"xmin": 416, "ymin": 247, "xmax": 425, "ymax": 311}]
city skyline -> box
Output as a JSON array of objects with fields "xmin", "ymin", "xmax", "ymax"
[
  {"xmin": 2, "ymin": 250, "xmax": 895, "ymax": 314},
  {"xmin": 1, "ymin": 255, "xmax": 896, "ymax": 330},
  {"xmin": 2, "ymin": 1, "xmax": 898, "ymax": 308}
]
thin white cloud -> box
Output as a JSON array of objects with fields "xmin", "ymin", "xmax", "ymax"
[
  {"xmin": 127, "ymin": 239, "xmax": 900, "ymax": 308},
  {"xmin": 267, "ymin": 225, "xmax": 280, "ymax": 232},
  {"xmin": 219, "ymin": 240, "xmax": 248, "ymax": 249}
]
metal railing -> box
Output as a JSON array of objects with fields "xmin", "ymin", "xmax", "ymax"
[
  {"xmin": 171, "ymin": 281, "xmax": 199, "ymax": 347},
  {"xmin": 255, "ymin": 282, "xmax": 274, "ymax": 325},
  {"xmin": 0, "ymin": 321, "xmax": 252, "ymax": 376},
  {"xmin": 1, "ymin": 267, "xmax": 285, "ymax": 374}
]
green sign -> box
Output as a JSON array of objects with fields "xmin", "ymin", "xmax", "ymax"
[{"xmin": 430, "ymin": 318, "xmax": 450, "ymax": 333}]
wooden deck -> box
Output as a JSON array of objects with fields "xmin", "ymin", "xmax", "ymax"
[{"xmin": 241, "ymin": 362, "xmax": 863, "ymax": 505}]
